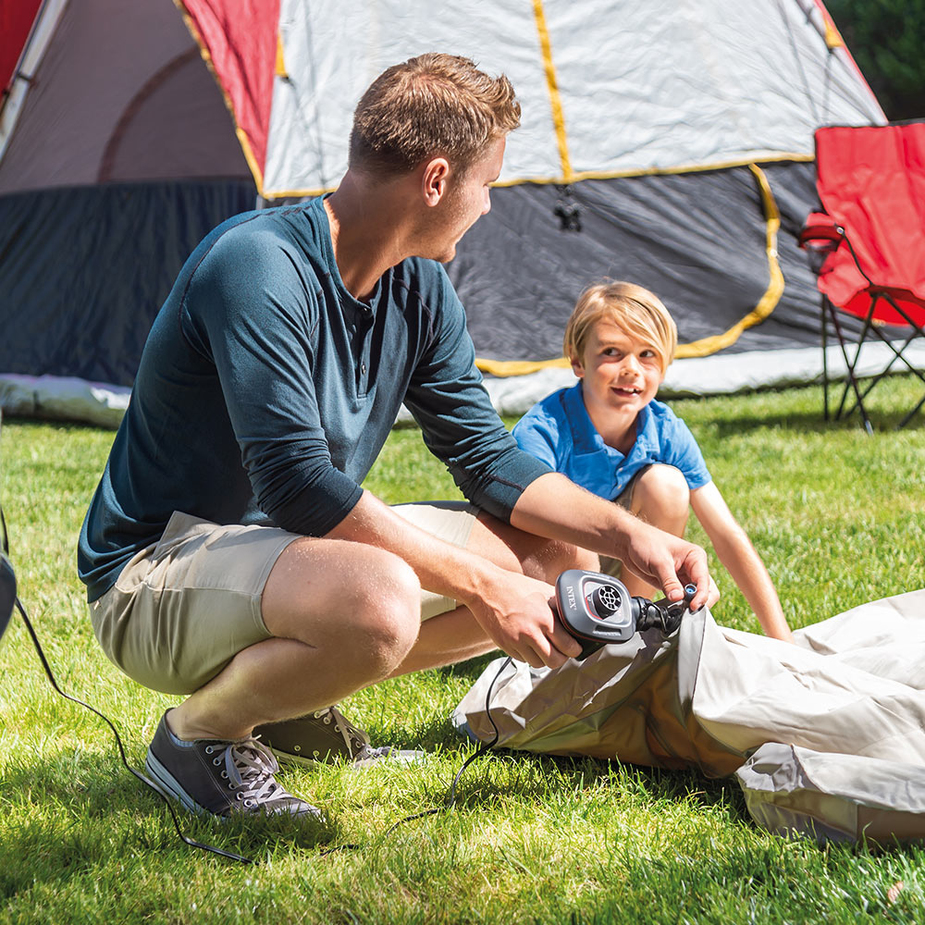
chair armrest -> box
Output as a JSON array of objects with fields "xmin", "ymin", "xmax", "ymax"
[{"xmin": 799, "ymin": 212, "xmax": 844, "ymax": 252}]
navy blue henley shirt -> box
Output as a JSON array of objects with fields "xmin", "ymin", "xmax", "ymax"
[{"xmin": 78, "ymin": 197, "xmax": 550, "ymax": 602}]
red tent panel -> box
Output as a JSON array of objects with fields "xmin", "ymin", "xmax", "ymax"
[
  {"xmin": 1, "ymin": 0, "xmax": 44, "ymax": 94},
  {"xmin": 178, "ymin": 0, "xmax": 279, "ymax": 186}
]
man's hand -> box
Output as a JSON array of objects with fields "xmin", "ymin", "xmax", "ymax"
[
  {"xmin": 618, "ymin": 517, "xmax": 719, "ymax": 612},
  {"xmin": 464, "ymin": 568, "xmax": 583, "ymax": 670},
  {"xmin": 511, "ymin": 473, "xmax": 719, "ymax": 613}
]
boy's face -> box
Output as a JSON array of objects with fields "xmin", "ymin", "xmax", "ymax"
[{"xmin": 570, "ymin": 318, "xmax": 665, "ymax": 420}]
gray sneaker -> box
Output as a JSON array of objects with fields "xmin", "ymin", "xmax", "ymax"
[
  {"xmin": 254, "ymin": 706, "xmax": 426, "ymax": 768},
  {"xmin": 145, "ymin": 711, "xmax": 322, "ymax": 820}
]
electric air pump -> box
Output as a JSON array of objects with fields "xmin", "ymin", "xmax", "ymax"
[{"xmin": 555, "ymin": 569, "xmax": 696, "ymax": 660}]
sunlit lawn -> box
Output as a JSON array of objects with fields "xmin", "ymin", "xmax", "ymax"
[{"xmin": 1, "ymin": 376, "xmax": 924, "ymax": 924}]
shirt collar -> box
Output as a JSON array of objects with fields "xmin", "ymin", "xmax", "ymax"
[
  {"xmin": 563, "ymin": 383, "xmax": 605, "ymax": 455},
  {"xmin": 563, "ymin": 382, "xmax": 653, "ymax": 458}
]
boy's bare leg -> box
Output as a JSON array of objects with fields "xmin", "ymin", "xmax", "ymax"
[
  {"xmin": 621, "ymin": 464, "xmax": 690, "ymax": 600},
  {"xmin": 389, "ymin": 511, "xmax": 599, "ymax": 676}
]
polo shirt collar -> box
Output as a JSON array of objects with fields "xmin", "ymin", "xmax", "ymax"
[{"xmin": 564, "ymin": 382, "xmax": 653, "ymax": 459}]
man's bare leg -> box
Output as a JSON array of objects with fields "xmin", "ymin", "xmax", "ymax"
[
  {"xmin": 389, "ymin": 511, "xmax": 599, "ymax": 676},
  {"xmin": 168, "ymin": 538, "xmax": 423, "ymax": 741},
  {"xmin": 170, "ymin": 511, "xmax": 597, "ymax": 739}
]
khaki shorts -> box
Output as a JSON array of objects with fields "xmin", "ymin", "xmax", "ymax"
[{"xmin": 90, "ymin": 503, "xmax": 477, "ymax": 696}]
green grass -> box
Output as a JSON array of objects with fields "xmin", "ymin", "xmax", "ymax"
[{"xmin": 1, "ymin": 377, "xmax": 924, "ymax": 924}]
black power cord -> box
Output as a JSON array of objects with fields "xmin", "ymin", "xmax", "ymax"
[
  {"xmin": 1, "ymin": 506, "xmax": 252, "ymax": 864},
  {"xmin": 319, "ymin": 655, "xmax": 514, "ymax": 857},
  {"xmin": 386, "ymin": 655, "xmax": 513, "ymax": 834}
]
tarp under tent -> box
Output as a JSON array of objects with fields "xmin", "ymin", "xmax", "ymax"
[{"xmin": 0, "ymin": 0, "xmax": 891, "ymax": 427}]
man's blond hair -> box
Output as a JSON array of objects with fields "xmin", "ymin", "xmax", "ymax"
[
  {"xmin": 564, "ymin": 280, "xmax": 678, "ymax": 375},
  {"xmin": 349, "ymin": 53, "xmax": 520, "ymax": 176}
]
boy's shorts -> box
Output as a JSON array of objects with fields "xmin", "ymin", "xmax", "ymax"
[
  {"xmin": 89, "ymin": 503, "xmax": 477, "ymax": 696},
  {"xmin": 597, "ymin": 466, "xmax": 650, "ymax": 579}
]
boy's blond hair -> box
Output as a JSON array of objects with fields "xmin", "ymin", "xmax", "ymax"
[
  {"xmin": 349, "ymin": 53, "xmax": 521, "ymax": 177},
  {"xmin": 563, "ymin": 280, "xmax": 678, "ymax": 374}
]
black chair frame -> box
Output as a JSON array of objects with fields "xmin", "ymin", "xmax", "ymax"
[{"xmin": 814, "ymin": 227, "xmax": 925, "ymax": 434}]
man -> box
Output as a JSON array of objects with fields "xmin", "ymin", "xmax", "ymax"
[{"xmin": 79, "ymin": 53, "xmax": 716, "ymax": 820}]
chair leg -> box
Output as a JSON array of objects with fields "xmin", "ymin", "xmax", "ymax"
[
  {"xmin": 829, "ymin": 303, "xmax": 874, "ymax": 435},
  {"xmin": 899, "ymin": 393, "xmax": 925, "ymax": 429},
  {"xmin": 831, "ymin": 293, "xmax": 925, "ymax": 431},
  {"xmin": 821, "ymin": 296, "xmax": 830, "ymax": 422},
  {"xmin": 874, "ymin": 294, "xmax": 925, "ymax": 429}
]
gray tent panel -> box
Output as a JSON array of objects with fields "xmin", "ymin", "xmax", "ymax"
[
  {"xmin": 448, "ymin": 162, "xmax": 820, "ymax": 371},
  {"xmin": 0, "ymin": 179, "xmax": 256, "ymax": 386}
]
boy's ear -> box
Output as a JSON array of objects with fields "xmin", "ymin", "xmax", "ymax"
[
  {"xmin": 569, "ymin": 353, "xmax": 585, "ymax": 378},
  {"xmin": 421, "ymin": 157, "xmax": 451, "ymax": 207}
]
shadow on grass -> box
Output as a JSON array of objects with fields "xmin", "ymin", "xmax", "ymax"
[
  {"xmin": 672, "ymin": 384, "xmax": 925, "ymax": 431},
  {"xmin": 399, "ymin": 735, "xmax": 755, "ymax": 829},
  {"xmin": 707, "ymin": 407, "xmax": 925, "ymax": 437},
  {"xmin": 431, "ymin": 651, "xmax": 500, "ymax": 682},
  {"xmin": 0, "ymin": 749, "xmax": 339, "ymax": 891},
  {"xmin": 544, "ymin": 752, "xmax": 753, "ymax": 823},
  {"xmin": 674, "ymin": 377, "xmax": 925, "ymax": 437}
]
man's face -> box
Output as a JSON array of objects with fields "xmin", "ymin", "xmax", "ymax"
[
  {"xmin": 421, "ymin": 135, "xmax": 506, "ymax": 263},
  {"xmin": 571, "ymin": 319, "xmax": 665, "ymax": 422}
]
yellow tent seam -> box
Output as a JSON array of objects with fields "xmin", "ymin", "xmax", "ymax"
[
  {"xmin": 674, "ymin": 163, "xmax": 784, "ymax": 359},
  {"xmin": 261, "ymin": 153, "xmax": 815, "ymax": 201},
  {"xmin": 476, "ymin": 164, "xmax": 785, "ymax": 376},
  {"xmin": 821, "ymin": 10, "xmax": 844, "ymax": 49},
  {"xmin": 531, "ymin": 0, "xmax": 573, "ymax": 183},
  {"xmin": 275, "ymin": 33, "xmax": 287, "ymax": 78},
  {"xmin": 475, "ymin": 356, "xmax": 572, "ymax": 377}
]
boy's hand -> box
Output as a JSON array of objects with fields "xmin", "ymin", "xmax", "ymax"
[{"xmin": 619, "ymin": 520, "xmax": 719, "ymax": 612}]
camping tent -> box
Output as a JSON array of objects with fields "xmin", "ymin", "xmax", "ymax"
[{"xmin": 0, "ymin": 0, "xmax": 888, "ymax": 425}]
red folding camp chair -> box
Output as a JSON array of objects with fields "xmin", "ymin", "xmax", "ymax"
[{"xmin": 799, "ymin": 123, "xmax": 925, "ymax": 433}]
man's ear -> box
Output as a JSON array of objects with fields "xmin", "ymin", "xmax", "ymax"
[{"xmin": 421, "ymin": 157, "xmax": 451, "ymax": 207}]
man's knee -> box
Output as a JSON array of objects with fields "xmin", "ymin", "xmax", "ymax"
[
  {"xmin": 264, "ymin": 539, "xmax": 421, "ymax": 675},
  {"xmin": 345, "ymin": 551, "xmax": 422, "ymax": 674}
]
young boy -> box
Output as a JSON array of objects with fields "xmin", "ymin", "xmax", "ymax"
[{"xmin": 513, "ymin": 280, "xmax": 794, "ymax": 642}]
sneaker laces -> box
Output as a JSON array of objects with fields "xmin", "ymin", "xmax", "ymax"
[
  {"xmin": 312, "ymin": 706, "xmax": 368, "ymax": 758},
  {"xmin": 353, "ymin": 745, "xmax": 394, "ymax": 762},
  {"xmin": 223, "ymin": 738, "xmax": 298, "ymax": 811}
]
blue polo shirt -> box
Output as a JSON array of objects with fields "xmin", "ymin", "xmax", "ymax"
[{"xmin": 512, "ymin": 383, "xmax": 711, "ymax": 501}]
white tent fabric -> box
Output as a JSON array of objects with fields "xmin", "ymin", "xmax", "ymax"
[
  {"xmin": 453, "ymin": 589, "xmax": 925, "ymax": 843},
  {"xmin": 8, "ymin": 339, "xmax": 923, "ymax": 428},
  {"xmin": 264, "ymin": 0, "xmax": 882, "ymax": 196}
]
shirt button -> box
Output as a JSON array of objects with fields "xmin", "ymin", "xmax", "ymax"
[{"xmin": 361, "ymin": 364, "xmax": 367, "ymax": 374}]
